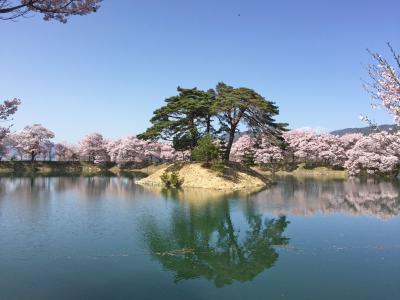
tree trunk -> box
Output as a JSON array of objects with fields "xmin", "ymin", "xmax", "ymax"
[
  {"xmin": 31, "ymin": 151, "xmax": 36, "ymax": 162},
  {"xmin": 205, "ymin": 115, "xmax": 212, "ymax": 135},
  {"xmin": 224, "ymin": 127, "xmax": 236, "ymax": 161},
  {"xmin": 188, "ymin": 116, "xmax": 197, "ymax": 155}
]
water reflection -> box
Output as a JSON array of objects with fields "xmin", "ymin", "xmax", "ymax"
[
  {"xmin": 252, "ymin": 176, "xmax": 400, "ymax": 219},
  {"xmin": 143, "ymin": 190, "xmax": 289, "ymax": 287},
  {"xmin": 1, "ymin": 176, "xmax": 399, "ymax": 219},
  {"xmin": 0, "ymin": 176, "xmax": 399, "ymax": 299},
  {"xmin": 0, "ymin": 176, "xmax": 146, "ymax": 201}
]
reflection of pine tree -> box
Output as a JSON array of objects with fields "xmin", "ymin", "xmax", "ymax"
[{"xmin": 143, "ymin": 195, "xmax": 290, "ymax": 287}]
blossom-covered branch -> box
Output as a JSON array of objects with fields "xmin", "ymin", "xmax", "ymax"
[
  {"xmin": 0, "ymin": 0, "xmax": 101, "ymax": 22},
  {"xmin": 0, "ymin": 98, "xmax": 21, "ymax": 141},
  {"xmin": 365, "ymin": 43, "xmax": 400, "ymax": 124}
]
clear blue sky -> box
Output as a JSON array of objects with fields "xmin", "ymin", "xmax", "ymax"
[{"xmin": 1, "ymin": 0, "xmax": 399, "ymax": 142}]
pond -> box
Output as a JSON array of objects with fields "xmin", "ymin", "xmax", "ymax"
[{"xmin": 0, "ymin": 176, "xmax": 399, "ymax": 300}]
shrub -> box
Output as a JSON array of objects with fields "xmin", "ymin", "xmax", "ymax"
[
  {"xmin": 211, "ymin": 160, "xmax": 226, "ymax": 173},
  {"xmin": 160, "ymin": 171, "xmax": 171, "ymax": 188},
  {"xmin": 160, "ymin": 170, "xmax": 184, "ymax": 188},
  {"xmin": 170, "ymin": 171, "xmax": 183, "ymax": 187}
]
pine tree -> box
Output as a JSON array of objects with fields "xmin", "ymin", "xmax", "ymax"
[
  {"xmin": 213, "ymin": 82, "xmax": 288, "ymax": 161},
  {"xmin": 138, "ymin": 87, "xmax": 216, "ymax": 151}
]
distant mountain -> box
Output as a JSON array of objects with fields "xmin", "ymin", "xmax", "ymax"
[
  {"xmin": 230, "ymin": 124, "xmax": 399, "ymax": 141},
  {"xmin": 331, "ymin": 124, "xmax": 400, "ymax": 136}
]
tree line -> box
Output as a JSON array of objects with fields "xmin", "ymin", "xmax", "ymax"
[{"xmin": 0, "ymin": 44, "xmax": 399, "ymax": 177}]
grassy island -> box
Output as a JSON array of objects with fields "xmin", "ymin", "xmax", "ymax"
[{"xmin": 137, "ymin": 162, "xmax": 270, "ymax": 190}]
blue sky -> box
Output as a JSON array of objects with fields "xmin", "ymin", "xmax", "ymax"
[{"xmin": 1, "ymin": 0, "xmax": 399, "ymax": 142}]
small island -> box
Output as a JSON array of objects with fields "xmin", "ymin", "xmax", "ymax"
[{"xmin": 137, "ymin": 162, "xmax": 269, "ymax": 190}]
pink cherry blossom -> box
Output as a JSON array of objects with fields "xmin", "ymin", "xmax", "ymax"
[
  {"xmin": 229, "ymin": 135, "xmax": 256, "ymax": 162},
  {"xmin": 107, "ymin": 137, "xmax": 180, "ymax": 166},
  {"xmin": 366, "ymin": 45, "xmax": 400, "ymax": 124},
  {"xmin": 107, "ymin": 136, "xmax": 147, "ymax": 166},
  {"xmin": 0, "ymin": 98, "xmax": 21, "ymax": 141},
  {"xmin": 345, "ymin": 131, "xmax": 400, "ymax": 176},
  {"xmin": 55, "ymin": 143, "xmax": 79, "ymax": 161},
  {"xmin": 79, "ymin": 132, "xmax": 109, "ymax": 163},
  {"xmin": 14, "ymin": 124, "xmax": 55, "ymax": 161}
]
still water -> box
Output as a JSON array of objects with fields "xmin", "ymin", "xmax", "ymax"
[{"xmin": 0, "ymin": 176, "xmax": 399, "ymax": 300}]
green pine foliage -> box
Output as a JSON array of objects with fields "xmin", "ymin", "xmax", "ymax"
[
  {"xmin": 191, "ymin": 134, "xmax": 220, "ymax": 162},
  {"xmin": 138, "ymin": 87, "xmax": 216, "ymax": 151},
  {"xmin": 139, "ymin": 83, "xmax": 288, "ymax": 161}
]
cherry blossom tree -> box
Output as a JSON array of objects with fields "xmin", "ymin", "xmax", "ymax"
[
  {"xmin": 107, "ymin": 136, "xmax": 147, "ymax": 166},
  {"xmin": 7, "ymin": 133, "xmax": 22, "ymax": 160},
  {"xmin": 254, "ymin": 141, "xmax": 284, "ymax": 165},
  {"xmin": 283, "ymin": 129, "xmax": 319, "ymax": 165},
  {"xmin": 158, "ymin": 142, "xmax": 176, "ymax": 161},
  {"xmin": 230, "ymin": 134, "xmax": 286, "ymax": 170},
  {"xmin": 0, "ymin": 136, "xmax": 15, "ymax": 160},
  {"xmin": 143, "ymin": 140, "xmax": 165, "ymax": 163},
  {"xmin": 229, "ymin": 135, "xmax": 256, "ymax": 162},
  {"xmin": 15, "ymin": 124, "xmax": 55, "ymax": 161},
  {"xmin": 0, "ymin": 98, "xmax": 20, "ymax": 121},
  {"xmin": 340, "ymin": 133, "xmax": 364, "ymax": 151},
  {"xmin": 106, "ymin": 138, "xmax": 122, "ymax": 163},
  {"xmin": 365, "ymin": 44, "xmax": 400, "ymax": 124},
  {"xmin": 107, "ymin": 137, "xmax": 180, "ymax": 166},
  {"xmin": 43, "ymin": 139, "xmax": 54, "ymax": 160},
  {"xmin": 224, "ymin": 130, "xmax": 394, "ymax": 175},
  {"xmin": 282, "ymin": 130, "xmax": 349, "ymax": 167},
  {"xmin": 0, "ymin": 99, "xmax": 21, "ymax": 160},
  {"xmin": 55, "ymin": 142, "xmax": 79, "ymax": 161},
  {"xmin": 314, "ymin": 133, "xmax": 346, "ymax": 167},
  {"xmin": 0, "ymin": 0, "xmax": 101, "ymax": 22},
  {"xmin": 0, "ymin": 98, "xmax": 21, "ymax": 141},
  {"xmin": 55, "ymin": 143, "xmax": 68, "ymax": 161},
  {"xmin": 79, "ymin": 132, "xmax": 109, "ymax": 163},
  {"xmin": 345, "ymin": 131, "xmax": 400, "ymax": 176}
]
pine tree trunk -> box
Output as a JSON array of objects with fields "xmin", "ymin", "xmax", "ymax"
[
  {"xmin": 206, "ymin": 115, "xmax": 212, "ymax": 135},
  {"xmin": 224, "ymin": 129, "xmax": 236, "ymax": 162}
]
